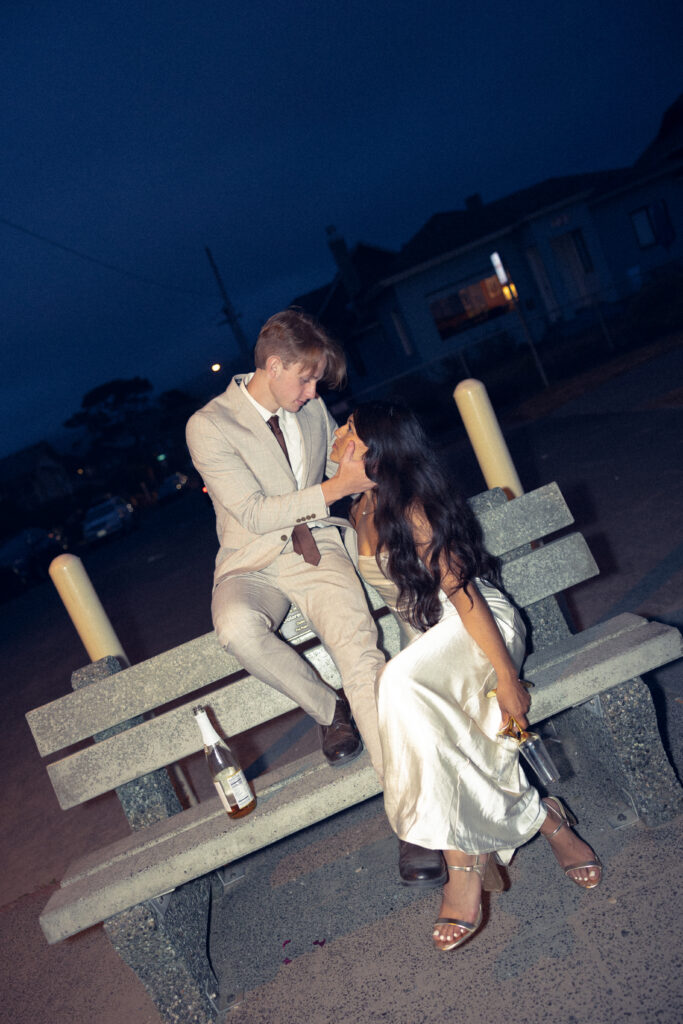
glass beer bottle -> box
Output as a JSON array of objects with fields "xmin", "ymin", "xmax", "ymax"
[{"xmin": 192, "ymin": 705, "xmax": 256, "ymax": 819}]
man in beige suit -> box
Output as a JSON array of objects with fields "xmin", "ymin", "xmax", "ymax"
[{"xmin": 186, "ymin": 309, "xmax": 446, "ymax": 886}]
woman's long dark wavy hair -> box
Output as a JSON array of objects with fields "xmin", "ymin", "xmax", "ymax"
[{"xmin": 353, "ymin": 400, "xmax": 501, "ymax": 632}]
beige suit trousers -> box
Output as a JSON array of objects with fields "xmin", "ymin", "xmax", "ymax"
[{"xmin": 211, "ymin": 527, "xmax": 386, "ymax": 778}]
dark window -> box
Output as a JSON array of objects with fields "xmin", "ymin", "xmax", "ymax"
[
  {"xmin": 631, "ymin": 200, "xmax": 675, "ymax": 249},
  {"xmin": 571, "ymin": 230, "xmax": 594, "ymax": 273},
  {"xmin": 632, "ymin": 208, "xmax": 656, "ymax": 247}
]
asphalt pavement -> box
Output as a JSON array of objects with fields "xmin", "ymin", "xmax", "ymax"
[{"xmin": 1, "ymin": 336, "xmax": 681, "ymax": 1024}]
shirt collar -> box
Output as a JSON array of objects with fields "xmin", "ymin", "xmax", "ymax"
[{"xmin": 239, "ymin": 374, "xmax": 283, "ymax": 422}]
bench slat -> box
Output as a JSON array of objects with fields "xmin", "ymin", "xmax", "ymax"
[
  {"xmin": 27, "ymin": 631, "xmax": 243, "ymax": 757},
  {"xmin": 40, "ymin": 751, "xmax": 382, "ymax": 944},
  {"xmin": 526, "ymin": 615, "xmax": 683, "ymax": 722},
  {"xmin": 501, "ymin": 533, "xmax": 598, "ymax": 607},
  {"xmin": 476, "ymin": 482, "xmax": 573, "ymax": 555}
]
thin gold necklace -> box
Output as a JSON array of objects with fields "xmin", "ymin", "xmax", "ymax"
[{"xmin": 359, "ymin": 494, "xmax": 376, "ymax": 516}]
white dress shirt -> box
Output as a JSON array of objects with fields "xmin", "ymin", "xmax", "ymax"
[{"xmin": 240, "ymin": 374, "xmax": 304, "ymax": 486}]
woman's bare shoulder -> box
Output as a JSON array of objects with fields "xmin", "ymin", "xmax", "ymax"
[{"xmin": 406, "ymin": 501, "xmax": 431, "ymax": 542}]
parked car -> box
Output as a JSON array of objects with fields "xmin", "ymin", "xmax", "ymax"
[
  {"xmin": 156, "ymin": 472, "xmax": 189, "ymax": 502},
  {"xmin": 82, "ymin": 496, "xmax": 136, "ymax": 543},
  {"xmin": 0, "ymin": 526, "xmax": 66, "ymax": 585}
]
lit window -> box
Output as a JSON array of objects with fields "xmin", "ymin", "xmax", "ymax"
[{"xmin": 429, "ymin": 274, "xmax": 510, "ymax": 341}]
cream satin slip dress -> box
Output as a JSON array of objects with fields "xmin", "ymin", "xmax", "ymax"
[{"xmin": 358, "ymin": 553, "xmax": 544, "ymax": 861}]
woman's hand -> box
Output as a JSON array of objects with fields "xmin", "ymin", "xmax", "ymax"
[
  {"xmin": 444, "ymin": 582, "xmax": 532, "ymax": 732},
  {"xmin": 495, "ymin": 673, "xmax": 532, "ymax": 731}
]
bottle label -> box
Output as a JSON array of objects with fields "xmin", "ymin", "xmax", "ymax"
[{"xmin": 214, "ymin": 768, "xmax": 253, "ymax": 811}]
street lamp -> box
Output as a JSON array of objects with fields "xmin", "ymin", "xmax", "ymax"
[
  {"xmin": 490, "ymin": 252, "xmax": 548, "ymax": 388},
  {"xmin": 210, "ymin": 361, "xmax": 229, "ymax": 390}
]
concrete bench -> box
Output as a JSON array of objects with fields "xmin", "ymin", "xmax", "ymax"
[{"xmin": 26, "ymin": 481, "xmax": 683, "ymax": 1023}]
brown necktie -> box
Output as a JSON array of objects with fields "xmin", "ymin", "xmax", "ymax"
[{"xmin": 267, "ymin": 415, "xmax": 321, "ymax": 566}]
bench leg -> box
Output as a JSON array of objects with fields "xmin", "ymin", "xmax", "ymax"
[
  {"xmin": 561, "ymin": 677, "xmax": 683, "ymax": 827},
  {"xmin": 103, "ymin": 874, "xmax": 222, "ymax": 1024}
]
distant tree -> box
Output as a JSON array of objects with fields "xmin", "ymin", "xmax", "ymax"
[
  {"xmin": 64, "ymin": 376, "xmax": 153, "ymax": 446},
  {"xmin": 158, "ymin": 388, "xmax": 197, "ymax": 427},
  {"xmin": 64, "ymin": 377, "xmax": 155, "ymax": 491}
]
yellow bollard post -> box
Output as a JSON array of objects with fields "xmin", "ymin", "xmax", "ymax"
[
  {"xmin": 49, "ymin": 553, "xmax": 130, "ymax": 666},
  {"xmin": 453, "ymin": 379, "xmax": 523, "ymax": 499},
  {"xmin": 49, "ymin": 552, "xmax": 198, "ymax": 806}
]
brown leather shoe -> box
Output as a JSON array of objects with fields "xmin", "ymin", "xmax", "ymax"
[
  {"xmin": 319, "ymin": 696, "xmax": 363, "ymax": 766},
  {"xmin": 398, "ymin": 839, "xmax": 447, "ymax": 887}
]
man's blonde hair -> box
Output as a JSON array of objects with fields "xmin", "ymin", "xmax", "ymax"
[{"xmin": 254, "ymin": 309, "xmax": 346, "ymax": 389}]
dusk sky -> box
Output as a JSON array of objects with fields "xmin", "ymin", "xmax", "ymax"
[{"xmin": 1, "ymin": 1, "xmax": 681, "ymax": 459}]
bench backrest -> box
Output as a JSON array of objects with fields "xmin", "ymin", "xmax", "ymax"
[{"xmin": 26, "ymin": 482, "xmax": 597, "ymax": 812}]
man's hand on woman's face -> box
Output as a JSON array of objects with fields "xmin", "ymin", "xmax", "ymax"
[
  {"xmin": 322, "ymin": 438, "xmax": 376, "ymax": 503},
  {"xmin": 336, "ymin": 440, "xmax": 375, "ymax": 493}
]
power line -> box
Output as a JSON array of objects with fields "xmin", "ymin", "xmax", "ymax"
[{"xmin": 0, "ymin": 214, "xmax": 215, "ymax": 299}]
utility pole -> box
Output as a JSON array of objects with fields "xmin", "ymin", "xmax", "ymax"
[
  {"xmin": 205, "ymin": 247, "xmax": 251, "ymax": 362},
  {"xmin": 490, "ymin": 251, "xmax": 549, "ymax": 389}
]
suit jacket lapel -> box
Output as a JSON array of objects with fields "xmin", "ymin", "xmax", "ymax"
[{"xmin": 228, "ymin": 376, "xmax": 295, "ymax": 480}]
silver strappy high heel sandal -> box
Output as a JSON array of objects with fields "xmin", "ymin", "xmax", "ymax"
[
  {"xmin": 542, "ymin": 796, "xmax": 602, "ymax": 889},
  {"xmin": 432, "ymin": 854, "xmax": 504, "ymax": 951}
]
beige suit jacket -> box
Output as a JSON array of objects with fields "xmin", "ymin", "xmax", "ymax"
[{"xmin": 186, "ymin": 376, "xmax": 356, "ymax": 586}]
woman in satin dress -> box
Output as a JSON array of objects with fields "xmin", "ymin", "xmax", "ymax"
[{"xmin": 329, "ymin": 401, "xmax": 601, "ymax": 951}]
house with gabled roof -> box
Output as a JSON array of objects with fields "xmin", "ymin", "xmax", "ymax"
[{"xmin": 293, "ymin": 94, "xmax": 682, "ymax": 396}]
